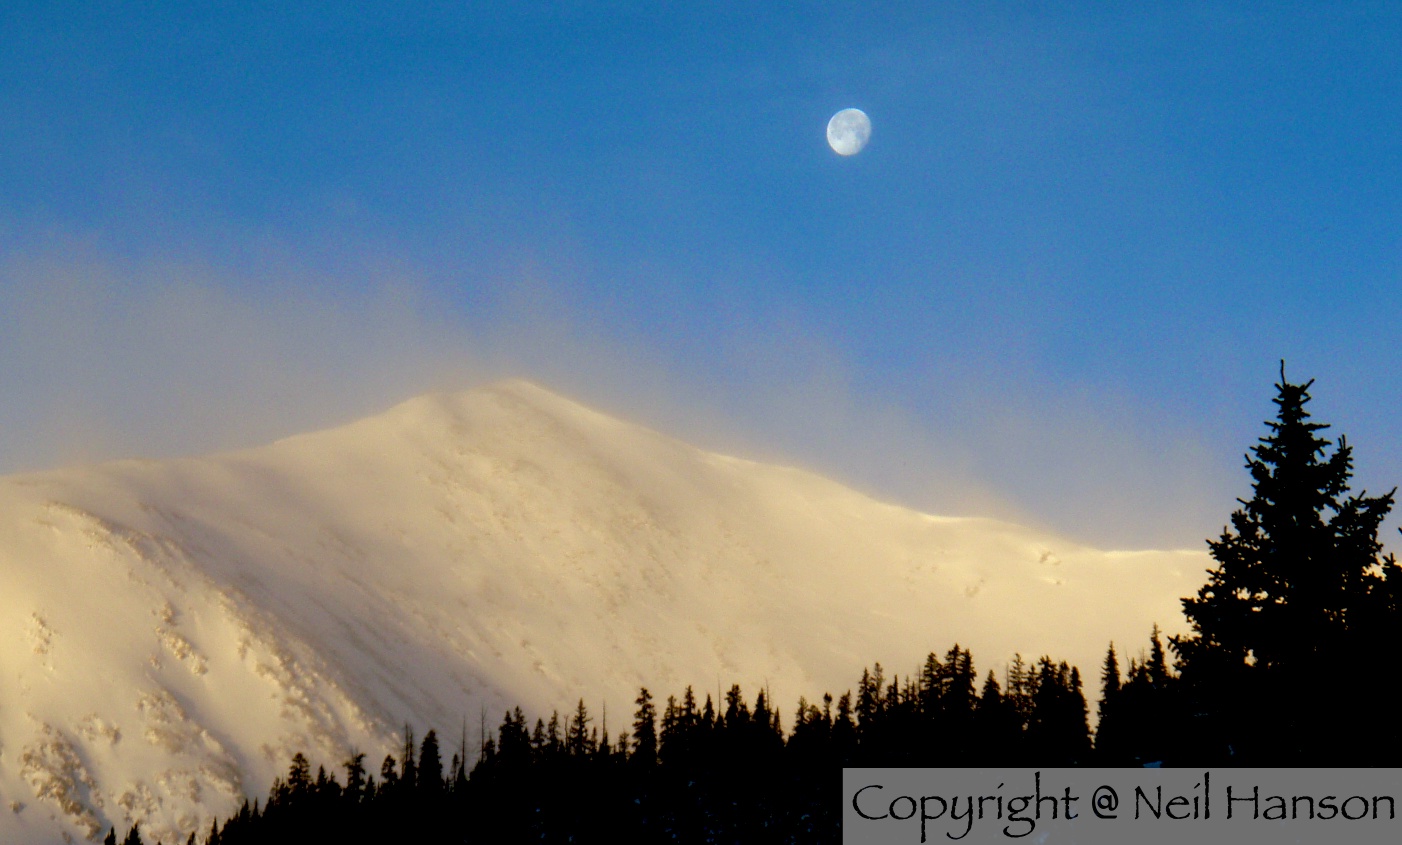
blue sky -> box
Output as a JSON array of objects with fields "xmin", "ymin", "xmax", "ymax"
[{"xmin": 3, "ymin": 3, "xmax": 1401, "ymax": 550}]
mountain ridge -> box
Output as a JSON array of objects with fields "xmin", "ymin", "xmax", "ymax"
[{"xmin": 0, "ymin": 379, "xmax": 1205, "ymax": 843}]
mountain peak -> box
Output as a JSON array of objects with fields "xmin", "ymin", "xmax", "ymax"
[{"xmin": 0, "ymin": 384, "xmax": 1205, "ymax": 844}]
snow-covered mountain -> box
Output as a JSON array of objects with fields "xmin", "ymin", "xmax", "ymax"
[{"xmin": 0, "ymin": 380, "xmax": 1207, "ymax": 843}]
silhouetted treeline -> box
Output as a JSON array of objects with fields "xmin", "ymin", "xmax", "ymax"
[{"xmin": 108, "ymin": 629, "xmax": 1199, "ymax": 845}]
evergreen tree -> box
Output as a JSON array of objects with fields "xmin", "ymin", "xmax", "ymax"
[
  {"xmin": 788, "ymin": 696, "xmax": 831, "ymax": 761},
  {"xmin": 632, "ymin": 687, "xmax": 658, "ymax": 766},
  {"xmin": 1025, "ymin": 658, "xmax": 1092, "ymax": 765},
  {"xmin": 447, "ymin": 753, "xmax": 463, "ymax": 794},
  {"xmin": 313, "ymin": 767, "xmax": 342, "ymax": 823},
  {"xmin": 753, "ymin": 688, "xmax": 773, "ymax": 736},
  {"xmin": 1004, "ymin": 653, "xmax": 1035, "ymax": 730},
  {"xmin": 854, "ymin": 664, "xmax": 885, "ymax": 754},
  {"xmin": 939, "ymin": 646, "xmax": 977, "ymax": 717},
  {"xmin": 1098, "ymin": 643, "xmax": 1120, "ymax": 717},
  {"xmin": 937, "ymin": 645, "xmax": 977, "ymax": 761},
  {"xmin": 546, "ymin": 710, "xmax": 563, "ymax": 758},
  {"xmin": 343, "ymin": 752, "xmax": 367, "ymax": 801},
  {"xmin": 1067, "ymin": 666, "xmax": 1092, "ymax": 763},
  {"xmin": 723, "ymin": 684, "xmax": 749, "ymax": 729},
  {"xmin": 399, "ymin": 724, "xmax": 418, "ymax": 788},
  {"xmin": 568, "ymin": 699, "xmax": 593, "ymax": 756},
  {"xmin": 975, "ymin": 669, "xmax": 1021, "ymax": 764},
  {"xmin": 1146, "ymin": 624, "xmax": 1172, "ymax": 690},
  {"xmin": 287, "ymin": 752, "xmax": 311, "ymax": 797},
  {"xmin": 477, "ymin": 736, "xmax": 497, "ymax": 770},
  {"xmin": 1094, "ymin": 643, "xmax": 1125, "ymax": 763},
  {"xmin": 831, "ymin": 691, "xmax": 857, "ymax": 763},
  {"xmin": 1172, "ymin": 365, "xmax": 1400, "ymax": 763},
  {"xmin": 918, "ymin": 652, "xmax": 942, "ymax": 713},
  {"xmin": 682, "ymin": 686, "xmax": 699, "ymax": 728},
  {"xmin": 379, "ymin": 754, "xmax": 398, "ymax": 790},
  {"xmin": 597, "ymin": 703, "xmax": 609, "ymax": 761},
  {"xmin": 496, "ymin": 708, "xmax": 531, "ymax": 770},
  {"xmin": 530, "ymin": 717, "xmax": 547, "ymax": 760},
  {"xmin": 751, "ymin": 688, "xmax": 785, "ymax": 759},
  {"xmin": 419, "ymin": 729, "xmax": 443, "ymax": 793},
  {"xmin": 659, "ymin": 695, "xmax": 680, "ymax": 765},
  {"xmin": 1113, "ymin": 629, "xmax": 1179, "ymax": 765}
]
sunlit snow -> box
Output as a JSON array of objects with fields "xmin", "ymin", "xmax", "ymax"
[{"xmin": 0, "ymin": 380, "xmax": 1204, "ymax": 843}]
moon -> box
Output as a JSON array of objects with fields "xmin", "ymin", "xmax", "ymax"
[{"xmin": 827, "ymin": 108, "xmax": 871, "ymax": 156}]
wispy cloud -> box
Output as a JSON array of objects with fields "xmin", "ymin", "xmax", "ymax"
[
  {"xmin": 1, "ymin": 240, "xmax": 1236, "ymax": 551},
  {"xmin": 0, "ymin": 245, "xmax": 478, "ymax": 470}
]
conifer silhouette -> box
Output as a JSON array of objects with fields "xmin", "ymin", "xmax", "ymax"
[
  {"xmin": 1173, "ymin": 364, "xmax": 1400, "ymax": 762},
  {"xmin": 631, "ymin": 687, "xmax": 658, "ymax": 766}
]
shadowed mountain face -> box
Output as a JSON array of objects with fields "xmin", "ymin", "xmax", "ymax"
[{"xmin": 0, "ymin": 380, "xmax": 1203, "ymax": 843}]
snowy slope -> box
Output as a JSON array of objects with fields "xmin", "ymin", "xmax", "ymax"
[{"xmin": 0, "ymin": 380, "xmax": 1207, "ymax": 843}]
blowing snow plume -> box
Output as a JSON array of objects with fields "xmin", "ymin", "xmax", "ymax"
[{"xmin": 0, "ymin": 380, "xmax": 1204, "ymax": 843}]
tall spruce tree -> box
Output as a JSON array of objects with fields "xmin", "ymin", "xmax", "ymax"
[
  {"xmin": 632, "ymin": 687, "xmax": 657, "ymax": 766},
  {"xmin": 399, "ymin": 724, "xmax": 418, "ymax": 789},
  {"xmin": 419, "ymin": 729, "xmax": 443, "ymax": 793},
  {"xmin": 568, "ymin": 699, "xmax": 593, "ymax": 756},
  {"xmin": 975, "ymin": 669, "xmax": 1020, "ymax": 764},
  {"xmin": 1093, "ymin": 643, "xmax": 1124, "ymax": 763},
  {"xmin": 1172, "ymin": 365, "xmax": 1400, "ymax": 763},
  {"xmin": 496, "ymin": 708, "xmax": 532, "ymax": 770},
  {"xmin": 343, "ymin": 751, "xmax": 367, "ymax": 801},
  {"xmin": 287, "ymin": 752, "xmax": 311, "ymax": 797}
]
